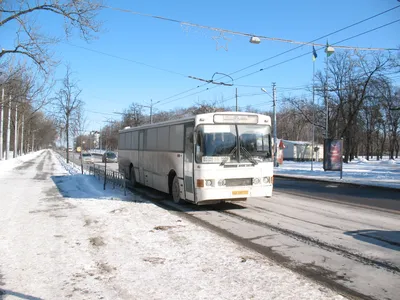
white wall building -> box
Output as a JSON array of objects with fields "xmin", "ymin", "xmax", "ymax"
[{"xmin": 280, "ymin": 140, "xmax": 323, "ymax": 162}]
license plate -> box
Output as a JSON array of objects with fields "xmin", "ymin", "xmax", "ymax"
[{"xmin": 232, "ymin": 190, "xmax": 248, "ymax": 195}]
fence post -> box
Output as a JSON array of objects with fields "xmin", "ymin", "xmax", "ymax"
[
  {"xmin": 112, "ymin": 171, "xmax": 115, "ymax": 189},
  {"xmin": 103, "ymin": 160, "xmax": 107, "ymax": 190}
]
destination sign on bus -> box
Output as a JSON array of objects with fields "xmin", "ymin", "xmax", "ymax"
[{"xmin": 213, "ymin": 114, "xmax": 258, "ymax": 124}]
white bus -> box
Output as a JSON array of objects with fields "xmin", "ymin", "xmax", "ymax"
[{"xmin": 118, "ymin": 112, "xmax": 273, "ymax": 205}]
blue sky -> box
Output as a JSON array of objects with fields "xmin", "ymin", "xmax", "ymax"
[{"xmin": 3, "ymin": 0, "xmax": 400, "ymax": 131}]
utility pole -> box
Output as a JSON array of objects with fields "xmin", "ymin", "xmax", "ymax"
[
  {"xmin": 235, "ymin": 88, "xmax": 238, "ymax": 112},
  {"xmin": 311, "ymin": 57, "xmax": 316, "ymax": 171},
  {"xmin": 272, "ymin": 82, "xmax": 277, "ymax": 167},
  {"xmin": 150, "ymin": 99, "xmax": 153, "ymax": 124},
  {"xmin": 20, "ymin": 112, "xmax": 24, "ymax": 155},
  {"xmin": 324, "ymin": 43, "xmax": 335, "ymax": 140},
  {"xmin": 0, "ymin": 88, "xmax": 4, "ymax": 160},
  {"xmin": 324, "ymin": 74, "xmax": 329, "ymax": 140},
  {"xmin": 6, "ymin": 95, "xmax": 11, "ymax": 160},
  {"xmin": 13, "ymin": 103, "xmax": 18, "ymax": 158},
  {"xmin": 32, "ymin": 131, "xmax": 35, "ymax": 152},
  {"xmin": 142, "ymin": 99, "xmax": 160, "ymax": 124}
]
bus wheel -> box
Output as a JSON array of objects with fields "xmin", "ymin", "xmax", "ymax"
[
  {"xmin": 130, "ymin": 168, "xmax": 138, "ymax": 187},
  {"xmin": 172, "ymin": 176, "xmax": 182, "ymax": 204}
]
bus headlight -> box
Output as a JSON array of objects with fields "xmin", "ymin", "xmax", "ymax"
[
  {"xmin": 206, "ymin": 180, "xmax": 213, "ymax": 186},
  {"xmin": 218, "ymin": 179, "xmax": 226, "ymax": 186},
  {"xmin": 253, "ymin": 178, "xmax": 261, "ymax": 184},
  {"xmin": 263, "ymin": 176, "xmax": 273, "ymax": 184}
]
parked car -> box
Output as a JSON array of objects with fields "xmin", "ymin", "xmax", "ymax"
[
  {"xmin": 102, "ymin": 151, "xmax": 118, "ymax": 163},
  {"xmin": 81, "ymin": 152, "xmax": 94, "ymax": 163}
]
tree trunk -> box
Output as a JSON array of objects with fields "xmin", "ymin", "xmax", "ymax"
[{"xmin": 66, "ymin": 117, "xmax": 69, "ymax": 163}]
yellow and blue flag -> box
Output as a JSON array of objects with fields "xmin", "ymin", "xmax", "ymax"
[{"xmin": 312, "ymin": 46, "xmax": 318, "ymax": 61}]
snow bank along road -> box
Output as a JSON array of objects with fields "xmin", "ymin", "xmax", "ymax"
[{"xmin": 0, "ymin": 150, "xmax": 399, "ymax": 299}]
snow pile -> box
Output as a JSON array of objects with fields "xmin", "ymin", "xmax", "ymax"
[
  {"xmin": 275, "ymin": 158, "xmax": 400, "ymax": 189},
  {"xmin": 0, "ymin": 150, "xmax": 46, "ymax": 176},
  {"xmin": 54, "ymin": 152, "xmax": 88, "ymax": 175}
]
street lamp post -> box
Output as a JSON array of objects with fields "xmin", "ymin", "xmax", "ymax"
[
  {"xmin": 324, "ymin": 43, "xmax": 335, "ymax": 139},
  {"xmin": 142, "ymin": 100, "xmax": 161, "ymax": 124},
  {"xmin": 261, "ymin": 84, "xmax": 278, "ymax": 167}
]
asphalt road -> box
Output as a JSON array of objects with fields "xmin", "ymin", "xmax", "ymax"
[
  {"xmin": 273, "ymin": 176, "xmax": 400, "ymax": 212},
  {"xmin": 155, "ymin": 188, "xmax": 400, "ymax": 300},
  {"xmin": 64, "ymin": 152, "xmax": 120, "ymax": 172}
]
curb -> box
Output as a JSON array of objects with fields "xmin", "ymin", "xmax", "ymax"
[{"xmin": 274, "ymin": 174, "xmax": 400, "ymax": 192}]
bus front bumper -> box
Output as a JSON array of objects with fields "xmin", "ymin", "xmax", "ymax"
[{"xmin": 195, "ymin": 185, "xmax": 273, "ymax": 203}]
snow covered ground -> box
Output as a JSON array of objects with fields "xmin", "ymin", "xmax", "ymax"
[
  {"xmin": 275, "ymin": 158, "xmax": 400, "ymax": 190},
  {"xmin": 0, "ymin": 150, "xmax": 346, "ymax": 299}
]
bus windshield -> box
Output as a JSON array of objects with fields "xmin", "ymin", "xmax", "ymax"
[{"xmin": 195, "ymin": 124, "xmax": 272, "ymax": 164}]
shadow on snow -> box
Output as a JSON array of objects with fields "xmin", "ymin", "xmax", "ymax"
[
  {"xmin": 344, "ymin": 229, "xmax": 400, "ymax": 251},
  {"xmin": 50, "ymin": 174, "xmax": 246, "ymax": 213}
]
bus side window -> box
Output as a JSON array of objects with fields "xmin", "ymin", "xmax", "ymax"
[{"xmin": 185, "ymin": 127, "xmax": 194, "ymax": 163}]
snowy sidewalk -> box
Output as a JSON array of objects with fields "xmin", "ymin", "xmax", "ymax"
[{"xmin": 0, "ymin": 150, "xmax": 345, "ymax": 299}]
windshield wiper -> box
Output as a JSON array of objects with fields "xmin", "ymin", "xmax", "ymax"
[
  {"xmin": 220, "ymin": 147, "xmax": 237, "ymax": 166},
  {"xmin": 240, "ymin": 146, "xmax": 258, "ymax": 165}
]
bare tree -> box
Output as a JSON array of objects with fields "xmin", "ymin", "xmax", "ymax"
[
  {"xmin": 192, "ymin": 99, "xmax": 225, "ymax": 115},
  {"xmin": 315, "ymin": 51, "xmax": 394, "ymax": 162},
  {"xmin": 71, "ymin": 103, "xmax": 87, "ymax": 145},
  {"xmin": 122, "ymin": 103, "xmax": 145, "ymax": 128},
  {"xmin": 0, "ymin": 0, "xmax": 103, "ymax": 72},
  {"xmin": 54, "ymin": 65, "xmax": 82, "ymax": 162}
]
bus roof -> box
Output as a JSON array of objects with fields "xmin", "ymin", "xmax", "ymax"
[
  {"xmin": 119, "ymin": 111, "xmax": 270, "ymax": 133},
  {"xmin": 119, "ymin": 115, "xmax": 196, "ymax": 133}
]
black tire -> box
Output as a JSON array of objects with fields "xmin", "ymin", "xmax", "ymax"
[
  {"xmin": 130, "ymin": 168, "xmax": 138, "ymax": 187},
  {"xmin": 171, "ymin": 176, "xmax": 183, "ymax": 204}
]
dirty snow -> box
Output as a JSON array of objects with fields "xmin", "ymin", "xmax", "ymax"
[{"xmin": 0, "ymin": 150, "xmax": 346, "ymax": 299}]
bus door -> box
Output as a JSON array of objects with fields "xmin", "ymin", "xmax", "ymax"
[
  {"xmin": 138, "ymin": 130, "xmax": 144, "ymax": 184},
  {"xmin": 184, "ymin": 124, "xmax": 195, "ymax": 202}
]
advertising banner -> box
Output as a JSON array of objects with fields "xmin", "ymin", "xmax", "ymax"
[{"xmin": 323, "ymin": 139, "xmax": 343, "ymax": 171}]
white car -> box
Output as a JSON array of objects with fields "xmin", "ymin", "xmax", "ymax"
[{"xmin": 81, "ymin": 153, "xmax": 93, "ymax": 163}]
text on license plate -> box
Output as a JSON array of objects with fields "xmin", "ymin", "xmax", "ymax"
[{"xmin": 232, "ymin": 190, "xmax": 249, "ymax": 195}]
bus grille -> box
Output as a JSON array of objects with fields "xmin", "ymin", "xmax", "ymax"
[{"xmin": 225, "ymin": 178, "xmax": 252, "ymax": 187}]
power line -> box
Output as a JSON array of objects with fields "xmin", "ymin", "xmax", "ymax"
[
  {"xmin": 85, "ymin": 109, "xmax": 118, "ymax": 116},
  {"xmin": 223, "ymin": 10, "xmax": 400, "ymax": 81},
  {"xmin": 232, "ymin": 19, "xmax": 400, "ymax": 83},
  {"xmin": 103, "ymin": 4, "xmax": 399, "ymax": 51},
  {"xmin": 64, "ymin": 42, "xmax": 189, "ymax": 78},
  {"xmin": 79, "ymin": 6, "xmax": 399, "ymax": 110},
  {"xmin": 154, "ymin": 7, "xmax": 400, "ymax": 106}
]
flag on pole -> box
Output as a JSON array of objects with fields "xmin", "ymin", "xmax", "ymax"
[{"xmin": 312, "ymin": 46, "xmax": 318, "ymax": 61}]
